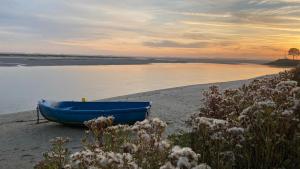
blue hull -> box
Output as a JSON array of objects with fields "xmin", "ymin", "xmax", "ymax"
[{"xmin": 38, "ymin": 100, "xmax": 151, "ymax": 125}]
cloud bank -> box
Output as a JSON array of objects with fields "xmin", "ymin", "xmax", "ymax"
[{"xmin": 0, "ymin": 0, "xmax": 299, "ymax": 58}]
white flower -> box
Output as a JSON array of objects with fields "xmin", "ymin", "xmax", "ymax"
[
  {"xmin": 211, "ymin": 131, "xmax": 226, "ymax": 141},
  {"xmin": 276, "ymin": 80, "xmax": 298, "ymax": 91},
  {"xmin": 64, "ymin": 164, "xmax": 71, "ymax": 169},
  {"xmin": 159, "ymin": 162, "xmax": 176, "ymax": 169},
  {"xmin": 123, "ymin": 143, "xmax": 138, "ymax": 153},
  {"xmin": 158, "ymin": 140, "xmax": 171, "ymax": 151},
  {"xmin": 227, "ymin": 127, "xmax": 244, "ymax": 135},
  {"xmin": 281, "ymin": 110, "xmax": 293, "ymax": 116},
  {"xmin": 177, "ymin": 157, "xmax": 191, "ymax": 169},
  {"xmin": 152, "ymin": 117, "xmax": 167, "ymax": 128},
  {"xmin": 169, "ymin": 146, "xmax": 198, "ymax": 168},
  {"xmin": 95, "ymin": 116, "xmax": 114, "ymax": 123},
  {"xmin": 192, "ymin": 163, "xmax": 211, "ymax": 169},
  {"xmin": 138, "ymin": 130, "xmax": 151, "ymax": 142},
  {"xmin": 193, "ymin": 117, "xmax": 228, "ymax": 130},
  {"xmin": 257, "ymin": 100, "xmax": 276, "ymax": 109},
  {"xmin": 84, "ymin": 116, "xmax": 114, "ymax": 128}
]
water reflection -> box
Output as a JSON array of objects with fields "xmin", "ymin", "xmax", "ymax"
[{"xmin": 0, "ymin": 63, "xmax": 286, "ymax": 114}]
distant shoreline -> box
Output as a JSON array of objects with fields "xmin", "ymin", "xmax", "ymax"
[
  {"xmin": 0, "ymin": 54, "xmax": 268, "ymax": 67},
  {"xmin": 265, "ymin": 59, "xmax": 300, "ymax": 67}
]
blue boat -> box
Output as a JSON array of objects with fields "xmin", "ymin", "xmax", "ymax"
[{"xmin": 37, "ymin": 100, "xmax": 151, "ymax": 125}]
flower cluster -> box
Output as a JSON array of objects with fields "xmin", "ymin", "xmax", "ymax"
[
  {"xmin": 36, "ymin": 117, "xmax": 196, "ymax": 169},
  {"xmin": 131, "ymin": 118, "xmax": 167, "ymax": 144},
  {"xmin": 161, "ymin": 146, "xmax": 212, "ymax": 169},
  {"xmin": 192, "ymin": 117, "xmax": 228, "ymax": 131},
  {"xmin": 67, "ymin": 149, "xmax": 139, "ymax": 169},
  {"xmin": 84, "ymin": 116, "xmax": 114, "ymax": 132},
  {"xmin": 161, "ymin": 146, "xmax": 198, "ymax": 169},
  {"xmin": 129, "ymin": 118, "xmax": 170, "ymax": 169}
]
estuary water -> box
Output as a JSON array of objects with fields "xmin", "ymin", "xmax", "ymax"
[{"xmin": 0, "ymin": 63, "xmax": 286, "ymax": 114}]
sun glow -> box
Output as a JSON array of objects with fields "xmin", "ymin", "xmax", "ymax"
[{"xmin": 1, "ymin": 0, "xmax": 300, "ymax": 59}]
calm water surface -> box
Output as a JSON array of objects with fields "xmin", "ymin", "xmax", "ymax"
[{"xmin": 0, "ymin": 63, "xmax": 286, "ymax": 114}]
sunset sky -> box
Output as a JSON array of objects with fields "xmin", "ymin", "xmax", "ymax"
[{"xmin": 1, "ymin": 0, "xmax": 300, "ymax": 59}]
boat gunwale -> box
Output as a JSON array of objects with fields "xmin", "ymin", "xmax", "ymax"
[{"xmin": 38, "ymin": 100, "xmax": 152, "ymax": 114}]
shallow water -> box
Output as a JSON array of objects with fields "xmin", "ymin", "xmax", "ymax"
[{"xmin": 0, "ymin": 63, "xmax": 286, "ymax": 114}]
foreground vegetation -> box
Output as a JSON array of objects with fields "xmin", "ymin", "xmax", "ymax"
[{"xmin": 36, "ymin": 67, "xmax": 300, "ymax": 169}]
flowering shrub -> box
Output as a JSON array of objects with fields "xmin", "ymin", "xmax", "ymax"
[
  {"xmin": 35, "ymin": 137, "xmax": 70, "ymax": 169},
  {"xmin": 183, "ymin": 70, "xmax": 300, "ymax": 169},
  {"xmin": 291, "ymin": 64, "xmax": 300, "ymax": 84},
  {"xmin": 36, "ymin": 117, "xmax": 207, "ymax": 169}
]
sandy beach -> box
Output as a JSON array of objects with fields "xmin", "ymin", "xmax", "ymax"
[{"xmin": 0, "ymin": 77, "xmax": 257, "ymax": 169}]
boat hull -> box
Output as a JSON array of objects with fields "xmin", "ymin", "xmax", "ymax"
[{"xmin": 38, "ymin": 100, "xmax": 151, "ymax": 125}]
